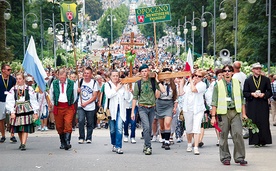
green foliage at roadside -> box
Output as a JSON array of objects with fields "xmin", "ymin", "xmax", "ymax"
[
  {"xmin": 97, "ymin": 4, "xmax": 129, "ymax": 44},
  {"xmin": 155, "ymin": 0, "xmax": 276, "ymax": 68}
]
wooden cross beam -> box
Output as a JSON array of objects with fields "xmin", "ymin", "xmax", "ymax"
[
  {"xmin": 120, "ymin": 32, "xmax": 145, "ymax": 48},
  {"xmin": 120, "ymin": 32, "xmax": 145, "ymax": 89},
  {"xmin": 121, "ymin": 71, "xmax": 191, "ymax": 84}
]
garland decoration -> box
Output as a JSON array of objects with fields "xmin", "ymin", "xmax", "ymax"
[{"xmin": 125, "ymin": 49, "xmax": 136, "ymax": 65}]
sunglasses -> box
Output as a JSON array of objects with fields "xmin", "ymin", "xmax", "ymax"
[
  {"xmin": 6, "ymin": 69, "xmax": 12, "ymax": 71},
  {"xmin": 223, "ymin": 70, "xmax": 233, "ymax": 73},
  {"xmin": 194, "ymin": 74, "xmax": 203, "ymax": 78}
]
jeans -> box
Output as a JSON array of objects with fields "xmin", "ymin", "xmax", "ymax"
[
  {"xmin": 109, "ymin": 105, "xmax": 123, "ymax": 148},
  {"xmin": 124, "ymin": 106, "xmax": 137, "ymax": 138},
  {"xmin": 78, "ymin": 108, "xmax": 95, "ymax": 141},
  {"xmin": 138, "ymin": 106, "xmax": 155, "ymax": 147}
]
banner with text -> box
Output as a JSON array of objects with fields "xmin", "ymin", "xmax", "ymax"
[{"xmin": 135, "ymin": 4, "xmax": 171, "ymax": 25}]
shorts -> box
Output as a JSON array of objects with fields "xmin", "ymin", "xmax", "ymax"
[
  {"xmin": 40, "ymin": 106, "xmax": 49, "ymax": 119},
  {"xmin": 0, "ymin": 102, "xmax": 6, "ymax": 120}
]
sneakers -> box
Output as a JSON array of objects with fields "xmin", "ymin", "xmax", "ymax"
[
  {"xmin": 164, "ymin": 143, "xmax": 170, "ymax": 150},
  {"xmin": 216, "ymin": 140, "xmax": 220, "ymax": 146},
  {"xmin": 161, "ymin": 142, "xmax": 166, "ymax": 148},
  {"xmin": 151, "ymin": 136, "xmax": 157, "ymax": 142},
  {"xmin": 130, "ymin": 138, "xmax": 136, "ymax": 144},
  {"xmin": 176, "ymin": 138, "xmax": 182, "ymax": 143},
  {"xmin": 199, "ymin": 142, "xmax": 204, "ymax": 147},
  {"xmin": 186, "ymin": 146, "xmax": 192, "ymax": 152},
  {"xmin": 97, "ymin": 124, "xmax": 101, "ymax": 129},
  {"xmin": 222, "ymin": 160, "xmax": 231, "ymax": 165},
  {"xmin": 169, "ymin": 138, "xmax": 174, "ymax": 145},
  {"xmin": 194, "ymin": 148, "xmax": 200, "ymax": 155},
  {"xmin": 78, "ymin": 139, "xmax": 84, "ymax": 144},
  {"xmin": 86, "ymin": 140, "xmax": 92, "ymax": 144},
  {"xmin": 235, "ymin": 160, "xmax": 248, "ymax": 166},
  {"xmin": 0, "ymin": 136, "xmax": 6, "ymax": 143},
  {"xmin": 123, "ymin": 136, "xmax": 129, "ymax": 142},
  {"xmin": 116, "ymin": 148, "xmax": 124, "ymax": 154},
  {"xmin": 21, "ymin": 144, "xmax": 26, "ymax": 151},
  {"xmin": 10, "ymin": 136, "xmax": 17, "ymax": 143},
  {"xmin": 41, "ymin": 126, "xmax": 49, "ymax": 131},
  {"xmin": 37, "ymin": 125, "xmax": 42, "ymax": 131},
  {"xmin": 112, "ymin": 146, "xmax": 117, "ymax": 152},
  {"xmin": 159, "ymin": 138, "xmax": 164, "ymax": 143},
  {"xmin": 144, "ymin": 146, "xmax": 152, "ymax": 155}
]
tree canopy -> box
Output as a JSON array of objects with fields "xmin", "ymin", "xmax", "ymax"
[{"xmin": 155, "ymin": 0, "xmax": 276, "ymax": 66}]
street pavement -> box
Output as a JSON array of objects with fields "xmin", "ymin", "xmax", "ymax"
[{"xmin": 1, "ymin": 124, "xmax": 276, "ymax": 171}]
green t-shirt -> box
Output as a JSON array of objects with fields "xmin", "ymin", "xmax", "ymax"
[{"xmin": 133, "ymin": 79, "xmax": 160, "ymax": 106}]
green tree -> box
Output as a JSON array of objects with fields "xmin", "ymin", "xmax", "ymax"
[
  {"xmin": 97, "ymin": 4, "xmax": 129, "ymax": 44},
  {"xmin": 85, "ymin": 0, "xmax": 104, "ymax": 21}
]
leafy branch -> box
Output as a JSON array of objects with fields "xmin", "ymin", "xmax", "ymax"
[{"xmin": 242, "ymin": 118, "xmax": 259, "ymax": 134}]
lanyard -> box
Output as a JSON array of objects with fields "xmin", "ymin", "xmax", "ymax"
[
  {"xmin": 253, "ymin": 76, "xmax": 261, "ymax": 90},
  {"xmin": 1, "ymin": 75, "xmax": 9, "ymax": 90}
]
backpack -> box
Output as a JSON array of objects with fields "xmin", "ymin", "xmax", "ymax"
[
  {"xmin": 79, "ymin": 78, "xmax": 97, "ymax": 89},
  {"xmin": 137, "ymin": 78, "xmax": 156, "ymax": 97}
]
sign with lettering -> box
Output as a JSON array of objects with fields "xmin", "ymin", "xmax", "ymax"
[{"xmin": 135, "ymin": 4, "xmax": 171, "ymax": 25}]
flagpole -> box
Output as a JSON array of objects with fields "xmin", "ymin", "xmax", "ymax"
[
  {"xmin": 153, "ymin": 22, "xmax": 158, "ymax": 68},
  {"xmin": 69, "ymin": 20, "xmax": 81, "ymax": 103}
]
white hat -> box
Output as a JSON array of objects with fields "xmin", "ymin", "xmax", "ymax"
[
  {"xmin": 251, "ymin": 62, "xmax": 262, "ymax": 69},
  {"xmin": 26, "ymin": 76, "xmax": 33, "ymax": 82}
]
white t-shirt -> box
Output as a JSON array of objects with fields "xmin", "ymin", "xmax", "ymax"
[
  {"xmin": 78, "ymin": 79, "xmax": 99, "ymax": 111},
  {"xmin": 233, "ymin": 72, "xmax": 247, "ymax": 90}
]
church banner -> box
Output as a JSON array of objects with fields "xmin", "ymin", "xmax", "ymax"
[{"xmin": 60, "ymin": 2, "xmax": 78, "ymax": 23}]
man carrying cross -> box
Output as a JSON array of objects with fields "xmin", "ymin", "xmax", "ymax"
[{"xmin": 131, "ymin": 64, "xmax": 165, "ymax": 155}]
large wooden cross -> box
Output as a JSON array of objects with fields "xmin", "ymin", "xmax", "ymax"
[
  {"xmin": 120, "ymin": 32, "xmax": 191, "ymax": 84},
  {"xmin": 120, "ymin": 32, "xmax": 144, "ymax": 88}
]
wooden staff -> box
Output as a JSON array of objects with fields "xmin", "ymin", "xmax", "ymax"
[{"xmin": 69, "ymin": 20, "xmax": 82, "ymax": 104}]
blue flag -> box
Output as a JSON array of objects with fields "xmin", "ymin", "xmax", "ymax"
[{"xmin": 22, "ymin": 36, "xmax": 47, "ymax": 92}]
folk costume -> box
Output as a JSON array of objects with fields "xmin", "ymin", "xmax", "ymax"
[
  {"xmin": 6, "ymin": 85, "xmax": 39, "ymax": 133},
  {"xmin": 50, "ymin": 78, "xmax": 77, "ymax": 150}
]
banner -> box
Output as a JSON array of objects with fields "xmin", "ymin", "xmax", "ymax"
[
  {"xmin": 135, "ymin": 4, "xmax": 171, "ymax": 25},
  {"xmin": 60, "ymin": 2, "xmax": 78, "ymax": 23}
]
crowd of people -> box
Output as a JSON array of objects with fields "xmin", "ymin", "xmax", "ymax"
[{"xmin": 0, "ymin": 59, "xmax": 274, "ymax": 166}]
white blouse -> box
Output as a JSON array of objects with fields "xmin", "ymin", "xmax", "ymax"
[
  {"xmin": 182, "ymin": 81, "xmax": 206, "ymax": 114},
  {"xmin": 6, "ymin": 85, "xmax": 39, "ymax": 114},
  {"xmin": 104, "ymin": 81, "xmax": 132, "ymax": 121}
]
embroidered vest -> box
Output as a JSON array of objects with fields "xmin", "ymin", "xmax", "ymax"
[
  {"xmin": 217, "ymin": 78, "xmax": 242, "ymax": 114},
  {"xmin": 53, "ymin": 79, "xmax": 74, "ymax": 106}
]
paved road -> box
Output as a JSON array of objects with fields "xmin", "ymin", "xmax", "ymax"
[{"xmin": 1, "ymin": 124, "xmax": 276, "ymax": 171}]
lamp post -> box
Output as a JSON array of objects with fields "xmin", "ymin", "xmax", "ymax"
[
  {"xmin": 191, "ymin": 11, "xmax": 204, "ymax": 66},
  {"xmin": 23, "ymin": 13, "xmax": 38, "ymax": 56},
  {"xmin": 201, "ymin": 11, "xmax": 216, "ymax": 67},
  {"xmin": 0, "ymin": 0, "xmax": 11, "ymax": 49},
  {"xmin": 107, "ymin": 9, "xmax": 116, "ymax": 45},
  {"xmin": 181, "ymin": 16, "xmax": 196, "ymax": 60},
  {"xmin": 266, "ymin": 0, "xmax": 271, "ymax": 73},
  {"xmin": 46, "ymin": 19, "xmax": 66, "ymax": 69},
  {"xmin": 219, "ymin": 0, "xmax": 256, "ymax": 61}
]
